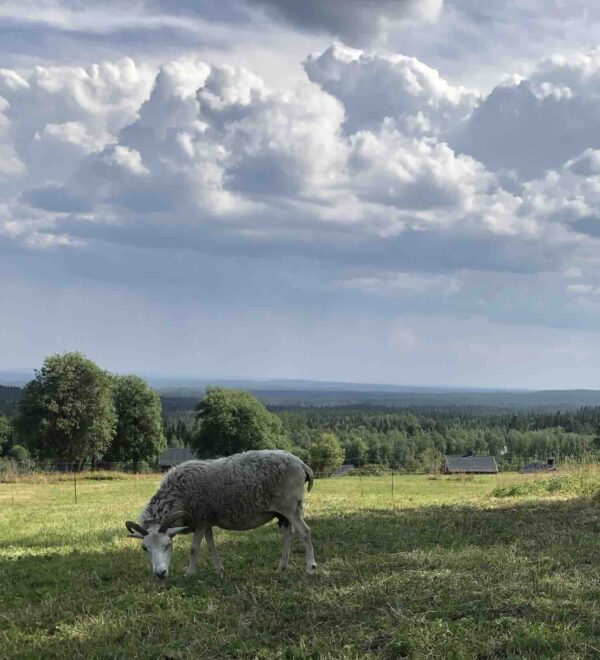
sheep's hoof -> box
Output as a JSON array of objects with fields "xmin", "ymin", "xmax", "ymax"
[
  {"xmin": 306, "ymin": 563, "xmax": 317, "ymax": 575},
  {"xmin": 276, "ymin": 565, "xmax": 287, "ymax": 573},
  {"xmin": 218, "ymin": 569, "xmax": 225, "ymax": 579}
]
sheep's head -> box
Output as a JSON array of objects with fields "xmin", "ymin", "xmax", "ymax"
[{"xmin": 125, "ymin": 515, "xmax": 190, "ymax": 579}]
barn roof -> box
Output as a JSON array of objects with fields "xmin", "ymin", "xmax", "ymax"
[
  {"xmin": 333, "ymin": 464, "xmax": 355, "ymax": 476},
  {"xmin": 444, "ymin": 455, "xmax": 498, "ymax": 474},
  {"xmin": 158, "ymin": 447, "xmax": 196, "ymax": 467},
  {"xmin": 520, "ymin": 461, "xmax": 556, "ymax": 473}
]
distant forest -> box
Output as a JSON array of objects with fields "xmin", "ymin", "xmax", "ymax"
[
  {"xmin": 5, "ymin": 384, "xmax": 600, "ymax": 470},
  {"xmin": 161, "ymin": 390, "xmax": 600, "ymax": 470},
  {"xmin": 0, "ymin": 386, "xmax": 22, "ymax": 417}
]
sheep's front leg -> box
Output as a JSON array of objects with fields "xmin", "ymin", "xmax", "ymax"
[
  {"xmin": 289, "ymin": 504, "xmax": 316, "ymax": 574},
  {"xmin": 185, "ymin": 528, "xmax": 204, "ymax": 577},
  {"xmin": 205, "ymin": 527, "xmax": 224, "ymax": 577},
  {"xmin": 277, "ymin": 523, "xmax": 293, "ymax": 572}
]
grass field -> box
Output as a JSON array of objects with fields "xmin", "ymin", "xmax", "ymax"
[{"xmin": 2, "ymin": 469, "xmax": 600, "ymax": 659}]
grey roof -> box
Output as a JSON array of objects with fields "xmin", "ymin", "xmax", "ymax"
[
  {"xmin": 444, "ymin": 455, "xmax": 498, "ymax": 473},
  {"xmin": 333, "ymin": 464, "xmax": 355, "ymax": 476},
  {"xmin": 158, "ymin": 447, "xmax": 196, "ymax": 467},
  {"xmin": 520, "ymin": 462, "xmax": 556, "ymax": 473}
]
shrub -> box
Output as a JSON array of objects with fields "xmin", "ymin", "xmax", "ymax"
[{"xmin": 8, "ymin": 444, "xmax": 30, "ymax": 465}]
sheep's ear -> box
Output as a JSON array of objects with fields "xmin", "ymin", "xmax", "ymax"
[{"xmin": 167, "ymin": 526, "xmax": 190, "ymax": 537}]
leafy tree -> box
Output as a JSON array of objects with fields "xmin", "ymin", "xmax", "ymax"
[
  {"xmin": 342, "ymin": 434, "xmax": 368, "ymax": 465},
  {"xmin": 0, "ymin": 415, "xmax": 12, "ymax": 456},
  {"xmin": 15, "ymin": 352, "xmax": 116, "ymax": 469},
  {"xmin": 416, "ymin": 447, "xmax": 444, "ymax": 473},
  {"xmin": 308, "ymin": 432, "xmax": 345, "ymax": 476},
  {"xmin": 8, "ymin": 444, "xmax": 30, "ymax": 465},
  {"xmin": 104, "ymin": 375, "xmax": 166, "ymax": 467},
  {"xmin": 192, "ymin": 386, "xmax": 290, "ymax": 457}
]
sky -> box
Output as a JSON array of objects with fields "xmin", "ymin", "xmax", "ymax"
[{"xmin": 4, "ymin": 1, "xmax": 600, "ymax": 388}]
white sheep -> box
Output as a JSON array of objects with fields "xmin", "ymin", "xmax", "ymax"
[{"xmin": 125, "ymin": 449, "xmax": 316, "ymax": 579}]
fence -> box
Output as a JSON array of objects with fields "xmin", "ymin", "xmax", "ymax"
[{"xmin": 1, "ymin": 454, "xmax": 598, "ymax": 509}]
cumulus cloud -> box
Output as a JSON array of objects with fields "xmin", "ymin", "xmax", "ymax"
[
  {"xmin": 2, "ymin": 41, "xmax": 600, "ymax": 339},
  {"xmin": 304, "ymin": 43, "xmax": 477, "ymax": 137},
  {"xmin": 0, "ymin": 58, "xmax": 154, "ymax": 197},
  {"xmin": 456, "ymin": 50, "xmax": 600, "ymax": 180}
]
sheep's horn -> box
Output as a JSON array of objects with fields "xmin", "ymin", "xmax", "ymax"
[
  {"xmin": 125, "ymin": 520, "xmax": 148, "ymax": 536},
  {"xmin": 159, "ymin": 511, "xmax": 189, "ymax": 533}
]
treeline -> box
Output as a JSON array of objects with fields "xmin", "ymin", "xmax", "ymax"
[
  {"xmin": 163, "ymin": 405, "xmax": 600, "ymax": 471},
  {"xmin": 275, "ymin": 408, "xmax": 600, "ymax": 470},
  {"xmin": 0, "ymin": 385, "xmax": 21, "ymax": 417},
  {"xmin": 5, "ymin": 353, "xmax": 600, "ymax": 474}
]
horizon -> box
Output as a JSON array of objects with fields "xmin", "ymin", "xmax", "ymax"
[
  {"xmin": 4, "ymin": 3, "xmax": 600, "ymax": 388},
  {"xmin": 2, "ymin": 366, "xmax": 598, "ymax": 394}
]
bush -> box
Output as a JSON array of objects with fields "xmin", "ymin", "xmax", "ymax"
[
  {"xmin": 8, "ymin": 444, "xmax": 30, "ymax": 465},
  {"xmin": 491, "ymin": 472, "xmax": 600, "ymax": 498},
  {"xmin": 123, "ymin": 460, "xmax": 154, "ymax": 473},
  {"xmin": 0, "ymin": 456, "xmax": 16, "ymax": 473}
]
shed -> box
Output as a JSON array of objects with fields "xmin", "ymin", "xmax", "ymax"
[
  {"xmin": 520, "ymin": 459, "xmax": 556, "ymax": 474},
  {"xmin": 333, "ymin": 464, "xmax": 355, "ymax": 476},
  {"xmin": 443, "ymin": 455, "xmax": 498, "ymax": 474},
  {"xmin": 158, "ymin": 447, "xmax": 196, "ymax": 470}
]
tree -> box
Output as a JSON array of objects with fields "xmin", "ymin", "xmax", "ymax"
[
  {"xmin": 8, "ymin": 444, "xmax": 30, "ymax": 465},
  {"xmin": 192, "ymin": 386, "xmax": 290, "ymax": 457},
  {"xmin": 15, "ymin": 352, "xmax": 116, "ymax": 469},
  {"xmin": 0, "ymin": 415, "xmax": 12, "ymax": 456},
  {"xmin": 104, "ymin": 375, "xmax": 166, "ymax": 467},
  {"xmin": 416, "ymin": 447, "xmax": 443, "ymax": 473},
  {"xmin": 343, "ymin": 434, "xmax": 367, "ymax": 466},
  {"xmin": 308, "ymin": 432, "xmax": 345, "ymax": 476}
]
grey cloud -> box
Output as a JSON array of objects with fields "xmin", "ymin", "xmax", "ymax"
[
  {"xmin": 21, "ymin": 183, "xmax": 92, "ymax": 213},
  {"xmin": 251, "ymin": 0, "xmax": 443, "ymax": 45},
  {"xmin": 454, "ymin": 52, "xmax": 600, "ymax": 179}
]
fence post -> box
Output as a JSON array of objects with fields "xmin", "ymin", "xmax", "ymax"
[
  {"xmin": 73, "ymin": 466, "xmax": 78, "ymax": 504},
  {"xmin": 359, "ymin": 460, "xmax": 364, "ymax": 498}
]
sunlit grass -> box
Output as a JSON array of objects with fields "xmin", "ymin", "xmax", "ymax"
[{"xmin": 2, "ymin": 468, "xmax": 600, "ymax": 658}]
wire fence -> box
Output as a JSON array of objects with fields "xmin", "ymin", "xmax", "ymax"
[{"xmin": 0, "ymin": 454, "xmax": 597, "ymax": 509}]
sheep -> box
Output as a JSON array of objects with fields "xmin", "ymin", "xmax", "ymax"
[{"xmin": 125, "ymin": 449, "xmax": 316, "ymax": 579}]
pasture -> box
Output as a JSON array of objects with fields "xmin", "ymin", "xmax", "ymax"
[{"xmin": 2, "ymin": 469, "xmax": 600, "ymax": 658}]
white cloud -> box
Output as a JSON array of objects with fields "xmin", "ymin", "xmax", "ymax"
[
  {"xmin": 304, "ymin": 42, "xmax": 478, "ymax": 136},
  {"xmin": 2, "ymin": 42, "xmax": 600, "ymax": 341},
  {"xmin": 0, "ymin": 58, "xmax": 154, "ymax": 192}
]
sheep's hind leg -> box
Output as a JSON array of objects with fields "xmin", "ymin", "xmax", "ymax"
[
  {"xmin": 185, "ymin": 528, "xmax": 204, "ymax": 577},
  {"xmin": 277, "ymin": 521, "xmax": 293, "ymax": 572},
  {"xmin": 205, "ymin": 527, "xmax": 224, "ymax": 577},
  {"xmin": 287, "ymin": 501, "xmax": 316, "ymax": 574}
]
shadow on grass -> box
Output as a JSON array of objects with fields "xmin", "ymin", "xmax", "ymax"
[{"xmin": 2, "ymin": 495, "xmax": 600, "ymax": 657}]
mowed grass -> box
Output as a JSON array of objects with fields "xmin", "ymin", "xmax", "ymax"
[{"xmin": 2, "ymin": 470, "xmax": 600, "ymax": 658}]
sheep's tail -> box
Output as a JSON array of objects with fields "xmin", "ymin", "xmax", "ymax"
[{"xmin": 302, "ymin": 461, "xmax": 314, "ymax": 492}]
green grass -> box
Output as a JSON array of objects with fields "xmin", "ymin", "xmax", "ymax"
[{"xmin": 2, "ymin": 470, "xmax": 600, "ymax": 658}]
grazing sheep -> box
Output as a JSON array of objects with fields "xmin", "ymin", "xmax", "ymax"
[{"xmin": 125, "ymin": 449, "xmax": 315, "ymax": 579}]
